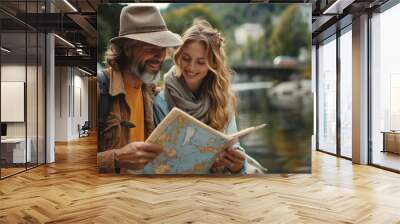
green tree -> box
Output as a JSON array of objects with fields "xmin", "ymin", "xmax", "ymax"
[
  {"xmin": 302, "ymin": 50, "xmax": 312, "ymax": 79},
  {"xmin": 242, "ymin": 37, "xmax": 266, "ymax": 65},
  {"xmin": 162, "ymin": 4, "xmax": 221, "ymax": 36},
  {"xmin": 97, "ymin": 4, "xmax": 125, "ymax": 64},
  {"xmin": 262, "ymin": 14, "xmax": 274, "ymax": 61},
  {"xmin": 268, "ymin": 4, "xmax": 310, "ymax": 59}
]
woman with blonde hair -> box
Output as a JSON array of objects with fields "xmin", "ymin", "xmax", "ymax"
[{"xmin": 154, "ymin": 19, "xmax": 266, "ymax": 174}]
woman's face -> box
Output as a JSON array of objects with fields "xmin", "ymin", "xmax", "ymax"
[{"xmin": 180, "ymin": 41, "xmax": 209, "ymax": 92}]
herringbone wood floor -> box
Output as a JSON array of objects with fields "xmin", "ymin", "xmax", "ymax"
[{"xmin": 1, "ymin": 136, "xmax": 400, "ymax": 224}]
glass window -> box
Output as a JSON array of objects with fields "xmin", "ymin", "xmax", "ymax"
[
  {"xmin": 317, "ymin": 36, "xmax": 337, "ymax": 154},
  {"xmin": 339, "ymin": 28, "xmax": 352, "ymax": 158},
  {"xmin": 38, "ymin": 32, "xmax": 45, "ymax": 165},
  {"xmin": 27, "ymin": 30, "xmax": 38, "ymax": 169},
  {"xmin": 1, "ymin": 30, "xmax": 28, "ymax": 178},
  {"xmin": 312, "ymin": 45, "xmax": 317, "ymax": 151},
  {"xmin": 371, "ymin": 3, "xmax": 400, "ymax": 171},
  {"xmin": 0, "ymin": 1, "xmax": 46, "ymax": 179}
]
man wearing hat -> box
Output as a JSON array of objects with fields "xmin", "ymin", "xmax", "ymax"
[{"xmin": 97, "ymin": 5, "xmax": 182, "ymax": 173}]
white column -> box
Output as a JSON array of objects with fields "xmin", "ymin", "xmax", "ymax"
[
  {"xmin": 46, "ymin": 1, "xmax": 55, "ymax": 163},
  {"xmin": 352, "ymin": 14, "xmax": 369, "ymax": 164},
  {"xmin": 46, "ymin": 33, "xmax": 55, "ymax": 163}
]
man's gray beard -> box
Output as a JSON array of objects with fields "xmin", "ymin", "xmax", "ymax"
[{"xmin": 129, "ymin": 62, "xmax": 160, "ymax": 84}]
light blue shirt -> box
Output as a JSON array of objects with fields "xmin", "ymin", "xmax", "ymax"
[{"xmin": 153, "ymin": 91, "xmax": 248, "ymax": 174}]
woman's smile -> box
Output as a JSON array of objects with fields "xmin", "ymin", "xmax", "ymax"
[{"xmin": 184, "ymin": 70, "xmax": 199, "ymax": 77}]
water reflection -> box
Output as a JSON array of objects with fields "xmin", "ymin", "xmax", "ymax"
[{"xmin": 233, "ymin": 75, "xmax": 313, "ymax": 173}]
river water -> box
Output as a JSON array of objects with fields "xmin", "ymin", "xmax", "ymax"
[{"xmin": 232, "ymin": 75, "xmax": 313, "ymax": 173}]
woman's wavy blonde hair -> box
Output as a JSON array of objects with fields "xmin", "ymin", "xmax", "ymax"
[{"xmin": 174, "ymin": 19, "xmax": 237, "ymax": 131}]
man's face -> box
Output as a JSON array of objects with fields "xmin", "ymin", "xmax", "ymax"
[{"xmin": 128, "ymin": 41, "xmax": 167, "ymax": 76}]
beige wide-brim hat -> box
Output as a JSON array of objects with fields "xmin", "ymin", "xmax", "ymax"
[{"xmin": 110, "ymin": 5, "xmax": 182, "ymax": 47}]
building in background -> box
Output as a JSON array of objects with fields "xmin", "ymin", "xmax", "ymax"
[{"xmin": 234, "ymin": 23, "xmax": 264, "ymax": 46}]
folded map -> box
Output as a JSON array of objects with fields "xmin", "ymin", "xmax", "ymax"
[{"xmin": 143, "ymin": 107, "xmax": 266, "ymax": 174}]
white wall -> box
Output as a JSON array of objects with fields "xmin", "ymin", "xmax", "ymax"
[
  {"xmin": 75, "ymin": 73, "xmax": 89, "ymax": 137},
  {"xmin": 55, "ymin": 67, "xmax": 69, "ymax": 141},
  {"xmin": 55, "ymin": 67, "xmax": 89, "ymax": 141},
  {"xmin": 1, "ymin": 65, "xmax": 35, "ymax": 138},
  {"xmin": 1, "ymin": 65, "xmax": 26, "ymax": 140}
]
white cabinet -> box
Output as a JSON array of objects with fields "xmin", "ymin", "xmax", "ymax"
[{"xmin": 1, "ymin": 138, "xmax": 32, "ymax": 163}]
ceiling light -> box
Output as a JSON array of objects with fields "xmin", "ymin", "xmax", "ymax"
[
  {"xmin": 54, "ymin": 34, "xmax": 75, "ymax": 48},
  {"xmin": 78, "ymin": 67, "xmax": 92, "ymax": 76},
  {"xmin": 1, "ymin": 47, "xmax": 11, "ymax": 53},
  {"xmin": 76, "ymin": 48, "xmax": 86, "ymax": 55},
  {"xmin": 323, "ymin": 0, "xmax": 354, "ymax": 15},
  {"xmin": 63, "ymin": 0, "xmax": 78, "ymax": 12}
]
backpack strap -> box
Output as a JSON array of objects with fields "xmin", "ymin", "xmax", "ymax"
[
  {"xmin": 97, "ymin": 70, "xmax": 112, "ymax": 152},
  {"xmin": 98, "ymin": 70, "xmax": 109, "ymax": 95}
]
